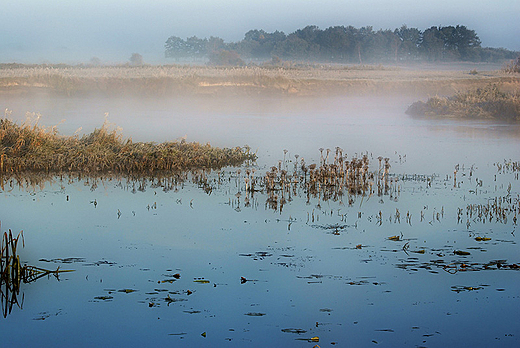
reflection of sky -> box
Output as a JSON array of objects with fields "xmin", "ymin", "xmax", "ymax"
[
  {"xmin": 1, "ymin": 153, "xmax": 519, "ymax": 346},
  {"xmin": 2, "ymin": 89, "xmax": 520, "ymax": 345}
]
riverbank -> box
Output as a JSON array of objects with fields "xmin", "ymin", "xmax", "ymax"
[{"xmin": 1, "ymin": 63, "xmax": 519, "ymax": 98}]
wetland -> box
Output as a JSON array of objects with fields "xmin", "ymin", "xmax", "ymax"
[{"xmin": 1, "ymin": 64, "xmax": 519, "ymax": 347}]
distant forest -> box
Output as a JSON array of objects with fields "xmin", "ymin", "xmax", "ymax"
[{"xmin": 165, "ymin": 25, "xmax": 518, "ymax": 65}]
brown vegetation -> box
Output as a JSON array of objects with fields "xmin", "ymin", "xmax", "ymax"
[
  {"xmin": 504, "ymin": 56, "xmax": 520, "ymax": 74},
  {"xmin": 1, "ymin": 63, "xmax": 518, "ymax": 97},
  {"xmin": 0, "ymin": 116, "xmax": 256, "ymax": 177},
  {"xmin": 406, "ymin": 84, "xmax": 520, "ymax": 120}
]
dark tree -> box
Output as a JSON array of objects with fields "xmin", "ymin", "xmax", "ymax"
[
  {"xmin": 208, "ymin": 50, "xmax": 245, "ymax": 66},
  {"xmin": 165, "ymin": 36, "xmax": 188, "ymax": 59},
  {"xmin": 395, "ymin": 25, "xmax": 421, "ymax": 60},
  {"xmin": 165, "ymin": 24, "xmax": 512, "ymax": 64},
  {"xmin": 129, "ymin": 53, "xmax": 144, "ymax": 66},
  {"xmin": 421, "ymin": 27, "xmax": 444, "ymax": 61},
  {"xmin": 185, "ymin": 36, "xmax": 208, "ymax": 58}
]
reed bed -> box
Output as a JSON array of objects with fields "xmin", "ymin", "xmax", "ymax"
[
  {"xmin": 406, "ymin": 84, "xmax": 520, "ymax": 120},
  {"xmin": 224, "ymin": 148, "xmax": 396, "ymax": 213},
  {"xmin": 0, "ymin": 116, "xmax": 256, "ymax": 177},
  {"xmin": 1, "ymin": 64, "xmax": 516, "ymax": 96}
]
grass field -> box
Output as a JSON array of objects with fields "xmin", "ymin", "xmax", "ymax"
[{"xmin": 1, "ymin": 63, "xmax": 518, "ymax": 97}]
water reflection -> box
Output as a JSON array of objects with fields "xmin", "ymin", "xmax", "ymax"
[
  {"xmin": 0, "ymin": 150, "xmax": 518, "ymax": 346},
  {"xmin": 1, "ymin": 230, "xmax": 74, "ymax": 318},
  {"xmin": 0, "ymin": 94, "xmax": 519, "ymax": 346}
]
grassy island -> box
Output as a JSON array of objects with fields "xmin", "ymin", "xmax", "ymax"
[
  {"xmin": 406, "ymin": 84, "xmax": 520, "ymax": 121},
  {"xmin": 0, "ymin": 118, "xmax": 256, "ymax": 176}
]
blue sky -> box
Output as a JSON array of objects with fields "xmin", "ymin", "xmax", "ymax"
[{"xmin": 1, "ymin": 0, "xmax": 518, "ymax": 63}]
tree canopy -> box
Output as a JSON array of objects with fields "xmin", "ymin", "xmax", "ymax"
[{"xmin": 165, "ymin": 24, "xmax": 518, "ymax": 65}]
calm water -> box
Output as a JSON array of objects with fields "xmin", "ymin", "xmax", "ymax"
[{"xmin": 1, "ymin": 94, "xmax": 519, "ymax": 347}]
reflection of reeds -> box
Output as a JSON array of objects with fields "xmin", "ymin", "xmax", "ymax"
[
  {"xmin": 1, "ymin": 226, "xmax": 73, "ymax": 318},
  {"xmin": 1, "ymin": 228, "xmax": 25, "ymax": 317},
  {"xmin": 250, "ymin": 150, "xmax": 394, "ymax": 213},
  {"xmin": 0, "ymin": 115, "xmax": 256, "ymax": 177}
]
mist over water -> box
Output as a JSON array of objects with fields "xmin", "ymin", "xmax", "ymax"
[
  {"xmin": 2, "ymin": 93, "xmax": 519, "ymax": 174},
  {"xmin": 2, "ymin": 2, "xmax": 520, "ymax": 346},
  {"xmin": 1, "ymin": 88, "xmax": 520, "ymax": 347}
]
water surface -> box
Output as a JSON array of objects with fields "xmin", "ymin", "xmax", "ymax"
[{"xmin": 1, "ymin": 94, "xmax": 519, "ymax": 347}]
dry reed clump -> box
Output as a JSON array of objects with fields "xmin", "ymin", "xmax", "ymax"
[
  {"xmin": 235, "ymin": 148, "xmax": 396, "ymax": 213},
  {"xmin": 0, "ymin": 116, "xmax": 256, "ymax": 176},
  {"xmin": 504, "ymin": 56, "xmax": 520, "ymax": 74},
  {"xmin": 406, "ymin": 84, "xmax": 520, "ymax": 121}
]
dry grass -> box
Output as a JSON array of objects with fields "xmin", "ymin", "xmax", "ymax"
[
  {"xmin": 0, "ymin": 115, "xmax": 256, "ymax": 176},
  {"xmin": 504, "ymin": 57, "xmax": 520, "ymax": 74},
  {"xmin": 406, "ymin": 84, "xmax": 520, "ymax": 120},
  {"xmin": 1, "ymin": 63, "xmax": 518, "ymax": 97}
]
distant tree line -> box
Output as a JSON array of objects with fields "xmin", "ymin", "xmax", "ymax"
[{"xmin": 165, "ymin": 25, "xmax": 518, "ymax": 64}]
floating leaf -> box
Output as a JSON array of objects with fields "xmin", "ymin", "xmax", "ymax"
[
  {"xmin": 119, "ymin": 289, "xmax": 137, "ymax": 293},
  {"xmin": 94, "ymin": 296, "xmax": 113, "ymax": 300},
  {"xmin": 451, "ymin": 285, "xmax": 482, "ymax": 292},
  {"xmin": 282, "ymin": 328, "xmax": 307, "ymax": 334},
  {"xmin": 454, "ymin": 250, "xmax": 471, "ymax": 256},
  {"xmin": 193, "ymin": 279, "xmax": 210, "ymax": 284}
]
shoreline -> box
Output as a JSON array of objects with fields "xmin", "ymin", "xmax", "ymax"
[{"xmin": 1, "ymin": 64, "xmax": 519, "ymax": 98}]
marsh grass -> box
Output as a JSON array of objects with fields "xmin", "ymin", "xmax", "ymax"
[
  {"xmin": 0, "ymin": 115, "xmax": 256, "ymax": 177},
  {"xmin": 1, "ymin": 64, "xmax": 516, "ymax": 96},
  {"xmin": 504, "ymin": 56, "xmax": 520, "ymax": 74},
  {"xmin": 406, "ymin": 84, "xmax": 520, "ymax": 120}
]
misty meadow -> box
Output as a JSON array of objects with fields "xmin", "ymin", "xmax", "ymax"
[{"xmin": 2, "ymin": 5, "xmax": 520, "ymax": 347}]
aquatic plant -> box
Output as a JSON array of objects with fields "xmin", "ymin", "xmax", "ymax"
[
  {"xmin": 1, "ymin": 226, "xmax": 74, "ymax": 318},
  {"xmin": 406, "ymin": 84, "xmax": 520, "ymax": 120},
  {"xmin": 227, "ymin": 149, "xmax": 398, "ymax": 213},
  {"xmin": 0, "ymin": 115, "xmax": 256, "ymax": 177}
]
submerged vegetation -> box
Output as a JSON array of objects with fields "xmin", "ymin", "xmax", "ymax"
[
  {"xmin": 406, "ymin": 84, "xmax": 520, "ymax": 120},
  {"xmin": 0, "ymin": 114, "xmax": 256, "ymax": 176}
]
